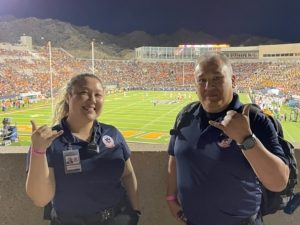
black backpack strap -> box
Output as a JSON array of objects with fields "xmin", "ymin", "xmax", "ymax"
[
  {"xmin": 267, "ymin": 115, "xmax": 284, "ymax": 138},
  {"xmin": 170, "ymin": 101, "xmax": 200, "ymax": 136},
  {"xmin": 247, "ymin": 104, "xmax": 276, "ymax": 133},
  {"xmin": 248, "ymin": 104, "xmax": 284, "ymax": 138}
]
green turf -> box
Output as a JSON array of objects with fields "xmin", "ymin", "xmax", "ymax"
[{"xmin": 1, "ymin": 91, "xmax": 299, "ymax": 146}]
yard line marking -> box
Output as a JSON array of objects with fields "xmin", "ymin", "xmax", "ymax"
[
  {"xmin": 139, "ymin": 104, "xmax": 183, "ymax": 130},
  {"xmin": 0, "ymin": 105, "xmax": 50, "ymax": 116}
]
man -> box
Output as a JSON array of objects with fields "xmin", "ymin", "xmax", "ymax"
[
  {"xmin": 166, "ymin": 53, "xmax": 289, "ymax": 225},
  {"xmin": 1, "ymin": 118, "xmax": 18, "ymax": 143}
]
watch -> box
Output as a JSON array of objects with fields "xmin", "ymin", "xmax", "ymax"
[{"xmin": 237, "ymin": 133, "xmax": 256, "ymax": 150}]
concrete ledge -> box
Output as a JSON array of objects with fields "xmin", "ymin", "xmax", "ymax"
[{"xmin": 0, "ymin": 144, "xmax": 299, "ymax": 225}]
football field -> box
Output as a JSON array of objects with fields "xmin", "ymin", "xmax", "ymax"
[{"xmin": 1, "ymin": 91, "xmax": 300, "ymax": 146}]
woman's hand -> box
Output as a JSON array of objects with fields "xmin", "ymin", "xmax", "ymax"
[{"xmin": 31, "ymin": 120, "xmax": 63, "ymax": 152}]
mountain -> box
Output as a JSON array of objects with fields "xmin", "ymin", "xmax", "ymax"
[
  {"xmin": 226, "ymin": 34, "xmax": 284, "ymax": 46},
  {"xmin": 0, "ymin": 16, "xmax": 285, "ymax": 59}
]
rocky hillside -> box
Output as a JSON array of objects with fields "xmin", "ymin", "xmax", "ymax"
[{"xmin": 0, "ymin": 16, "xmax": 284, "ymax": 59}]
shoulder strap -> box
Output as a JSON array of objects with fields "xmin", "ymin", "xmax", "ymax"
[
  {"xmin": 267, "ymin": 115, "xmax": 284, "ymax": 138},
  {"xmin": 170, "ymin": 101, "xmax": 200, "ymax": 136},
  {"xmin": 248, "ymin": 104, "xmax": 284, "ymax": 138}
]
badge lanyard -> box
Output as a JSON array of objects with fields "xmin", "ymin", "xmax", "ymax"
[
  {"xmin": 60, "ymin": 125, "xmax": 117, "ymax": 174},
  {"xmin": 63, "ymin": 144, "xmax": 82, "ymax": 174},
  {"xmin": 61, "ymin": 130, "xmax": 100, "ymax": 174}
]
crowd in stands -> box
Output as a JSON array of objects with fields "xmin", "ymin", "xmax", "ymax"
[
  {"xmin": 235, "ymin": 62, "xmax": 300, "ymax": 95},
  {"xmin": 1, "ymin": 43, "xmax": 300, "ymax": 101},
  {"xmin": 249, "ymin": 93, "xmax": 299, "ymax": 122}
]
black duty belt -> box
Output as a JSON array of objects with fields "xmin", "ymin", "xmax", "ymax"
[
  {"xmin": 186, "ymin": 213, "xmax": 261, "ymax": 225},
  {"xmin": 51, "ymin": 197, "xmax": 129, "ymax": 224}
]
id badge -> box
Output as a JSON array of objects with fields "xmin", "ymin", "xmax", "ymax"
[{"xmin": 63, "ymin": 149, "xmax": 82, "ymax": 174}]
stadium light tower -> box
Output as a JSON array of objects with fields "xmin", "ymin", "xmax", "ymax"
[
  {"xmin": 182, "ymin": 64, "xmax": 185, "ymax": 86},
  {"xmin": 91, "ymin": 39, "xmax": 95, "ymax": 74},
  {"xmin": 48, "ymin": 41, "xmax": 54, "ymax": 116}
]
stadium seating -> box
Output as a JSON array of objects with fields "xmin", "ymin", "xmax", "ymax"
[{"xmin": 1, "ymin": 43, "xmax": 300, "ymax": 105}]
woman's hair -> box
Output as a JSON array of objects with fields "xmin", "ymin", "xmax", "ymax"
[{"xmin": 52, "ymin": 73, "xmax": 103, "ymax": 124}]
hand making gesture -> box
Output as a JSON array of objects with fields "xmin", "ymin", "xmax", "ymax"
[
  {"xmin": 30, "ymin": 120, "xmax": 63, "ymax": 152},
  {"xmin": 209, "ymin": 104, "xmax": 252, "ymax": 143}
]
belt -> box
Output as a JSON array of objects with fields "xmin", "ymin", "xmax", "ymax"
[
  {"xmin": 186, "ymin": 213, "xmax": 260, "ymax": 225},
  {"xmin": 51, "ymin": 197, "xmax": 129, "ymax": 224}
]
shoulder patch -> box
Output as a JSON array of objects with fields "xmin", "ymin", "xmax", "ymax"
[{"xmin": 102, "ymin": 135, "xmax": 115, "ymax": 148}]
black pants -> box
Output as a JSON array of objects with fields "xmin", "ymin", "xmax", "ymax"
[{"xmin": 50, "ymin": 197, "xmax": 139, "ymax": 225}]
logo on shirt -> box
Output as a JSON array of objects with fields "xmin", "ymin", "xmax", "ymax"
[
  {"xmin": 102, "ymin": 135, "xmax": 115, "ymax": 148},
  {"xmin": 217, "ymin": 137, "xmax": 233, "ymax": 148}
]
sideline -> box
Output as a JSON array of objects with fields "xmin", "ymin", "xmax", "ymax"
[{"xmin": 0, "ymin": 104, "xmax": 50, "ymax": 116}]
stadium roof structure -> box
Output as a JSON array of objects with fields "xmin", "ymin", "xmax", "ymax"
[{"xmin": 135, "ymin": 43, "xmax": 300, "ymax": 62}]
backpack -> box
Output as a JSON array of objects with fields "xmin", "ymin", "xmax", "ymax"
[
  {"xmin": 250, "ymin": 104, "xmax": 298, "ymax": 215},
  {"xmin": 170, "ymin": 102, "xmax": 299, "ymax": 216}
]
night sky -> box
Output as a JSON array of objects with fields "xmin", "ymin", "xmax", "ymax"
[{"xmin": 0, "ymin": 0, "xmax": 300, "ymax": 42}]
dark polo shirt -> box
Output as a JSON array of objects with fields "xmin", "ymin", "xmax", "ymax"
[{"xmin": 168, "ymin": 94, "xmax": 287, "ymax": 225}]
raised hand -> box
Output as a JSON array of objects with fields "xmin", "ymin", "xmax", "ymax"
[
  {"xmin": 208, "ymin": 104, "xmax": 252, "ymax": 143},
  {"xmin": 31, "ymin": 120, "xmax": 63, "ymax": 152}
]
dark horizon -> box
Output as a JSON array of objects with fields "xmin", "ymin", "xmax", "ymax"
[{"xmin": 0, "ymin": 0, "xmax": 300, "ymax": 43}]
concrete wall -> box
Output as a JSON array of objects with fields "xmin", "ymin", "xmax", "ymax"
[
  {"xmin": 258, "ymin": 43, "xmax": 300, "ymax": 59},
  {"xmin": 0, "ymin": 144, "xmax": 299, "ymax": 225}
]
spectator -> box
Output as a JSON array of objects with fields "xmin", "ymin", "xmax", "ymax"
[{"xmin": 166, "ymin": 53, "xmax": 289, "ymax": 225}]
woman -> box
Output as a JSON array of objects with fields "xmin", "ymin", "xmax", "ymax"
[{"xmin": 26, "ymin": 73, "xmax": 140, "ymax": 225}]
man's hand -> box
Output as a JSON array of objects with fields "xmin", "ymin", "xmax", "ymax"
[{"xmin": 209, "ymin": 104, "xmax": 252, "ymax": 143}]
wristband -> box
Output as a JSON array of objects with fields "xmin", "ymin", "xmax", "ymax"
[
  {"xmin": 31, "ymin": 148, "xmax": 47, "ymax": 156},
  {"xmin": 166, "ymin": 195, "xmax": 177, "ymax": 201}
]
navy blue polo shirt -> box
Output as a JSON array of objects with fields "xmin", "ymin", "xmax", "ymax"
[
  {"xmin": 46, "ymin": 118, "xmax": 131, "ymax": 214},
  {"xmin": 168, "ymin": 94, "xmax": 287, "ymax": 225}
]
